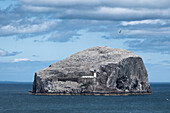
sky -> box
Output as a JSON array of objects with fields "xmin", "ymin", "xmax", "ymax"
[{"xmin": 0, "ymin": 0, "xmax": 170, "ymax": 82}]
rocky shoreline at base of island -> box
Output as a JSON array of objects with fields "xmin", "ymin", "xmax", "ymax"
[{"xmin": 28, "ymin": 91, "xmax": 152, "ymax": 96}]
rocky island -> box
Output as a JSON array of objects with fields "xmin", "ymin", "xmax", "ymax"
[{"xmin": 29, "ymin": 46, "xmax": 151, "ymax": 95}]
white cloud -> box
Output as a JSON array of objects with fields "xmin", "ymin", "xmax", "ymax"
[
  {"xmin": 0, "ymin": 49, "xmax": 7, "ymax": 56},
  {"xmin": 122, "ymin": 26, "xmax": 170, "ymax": 35},
  {"xmin": 121, "ymin": 19, "xmax": 166, "ymax": 26},
  {"xmin": 13, "ymin": 58, "xmax": 30, "ymax": 62},
  {"xmin": 0, "ymin": 48, "xmax": 21, "ymax": 57},
  {"xmin": 21, "ymin": 5, "xmax": 57, "ymax": 12},
  {"xmin": 0, "ymin": 20, "xmax": 57, "ymax": 36},
  {"xmin": 20, "ymin": 0, "xmax": 170, "ymax": 9},
  {"xmin": 18, "ymin": 3, "xmax": 170, "ymax": 21},
  {"xmin": 48, "ymin": 31, "xmax": 80, "ymax": 42}
]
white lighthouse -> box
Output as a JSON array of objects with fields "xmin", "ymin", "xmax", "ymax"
[
  {"xmin": 93, "ymin": 70, "xmax": 97, "ymax": 78},
  {"xmin": 81, "ymin": 70, "xmax": 97, "ymax": 78}
]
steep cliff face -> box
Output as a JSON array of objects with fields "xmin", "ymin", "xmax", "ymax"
[{"xmin": 32, "ymin": 46, "xmax": 151, "ymax": 95}]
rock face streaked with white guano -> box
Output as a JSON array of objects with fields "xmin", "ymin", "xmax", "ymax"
[{"xmin": 32, "ymin": 46, "xmax": 151, "ymax": 95}]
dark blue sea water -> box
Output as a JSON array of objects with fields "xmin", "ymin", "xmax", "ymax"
[{"xmin": 0, "ymin": 83, "xmax": 170, "ymax": 113}]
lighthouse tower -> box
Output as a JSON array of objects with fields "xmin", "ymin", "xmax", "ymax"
[{"xmin": 94, "ymin": 70, "xmax": 97, "ymax": 78}]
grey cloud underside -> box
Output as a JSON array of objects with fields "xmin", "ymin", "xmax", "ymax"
[
  {"xmin": 102, "ymin": 34, "xmax": 170, "ymax": 54},
  {"xmin": 48, "ymin": 31, "xmax": 81, "ymax": 42},
  {"xmin": 7, "ymin": 0, "xmax": 170, "ymax": 21},
  {"xmin": 17, "ymin": 5, "xmax": 170, "ymax": 21},
  {"xmin": 100, "ymin": 21, "xmax": 170, "ymax": 54},
  {"xmin": 20, "ymin": 0, "xmax": 170, "ymax": 9},
  {"xmin": 124, "ymin": 38, "xmax": 170, "ymax": 54}
]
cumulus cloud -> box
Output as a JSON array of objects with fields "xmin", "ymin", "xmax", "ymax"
[
  {"xmin": 2, "ymin": 0, "xmax": 170, "ymax": 22},
  {"xmin": 0, "ymin": 48, "xmax": 21, "ymax": 57},
  {"xmin": 101, "ymin": 21, "xmax": 170, "ymax": 54},
  {"xmin": 124, "ymin": 38, "xmax": 170, "ymax": 54},
  {"xmin": 20, "ymin": 5, "xmax": 57, "ymax": 13},
  {"xmin": 20, "ymin": 0, "xmax": 170, "ymax": 9},
  {"xmin": 121, "ymin": 19, "xmax": 166, "ymax": 26},
  {"xmin": 16, "ymin": 0, "xmax": 170, "ymax": 21},
  {"xmin": 48, "ymin": 31, "xmax": 81, "ymax": 42},
  {"xmin": 17, "ymin": 5, "xmax": 170, "ymax": 21},
  {"xmin": 0, "ymin": 20, "xmax": 57, "ymax": 36},
  {"xmin": 13, "ymin": 58, "xmax": 30, "ymax": 62},
  {"xmin": 35, "ymin": 19, "xmax": 112, "ymax": 42}
]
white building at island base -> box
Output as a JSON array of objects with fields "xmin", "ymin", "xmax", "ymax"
[{"xmin": 81, "ymin": 70, "xmax": 97, "ymax": 78}]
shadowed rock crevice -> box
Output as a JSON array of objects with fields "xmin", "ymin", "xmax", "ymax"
[{"xmin": 32, "ymin": 46, "xmax": 151, "ymax": 95}]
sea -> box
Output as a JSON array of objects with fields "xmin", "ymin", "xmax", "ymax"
[{"xmin": 0, "ymin": 83, "xmax": 170, "ymax": 113}]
